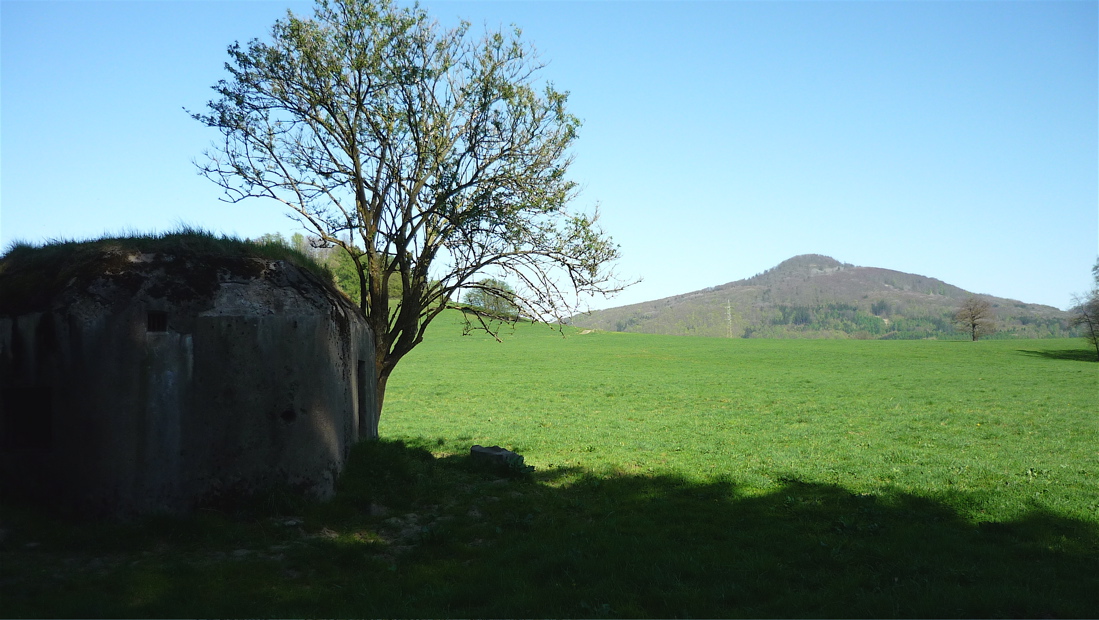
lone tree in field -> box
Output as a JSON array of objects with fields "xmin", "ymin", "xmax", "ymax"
[
  {"xmin": 1070, "ymin": 258, "xmax": 1099, "ymax": 361},
  {"xmin": 954, "ymin": 296, "xmax": 996, "ymax": 341},
  {"xmin": 463, "ymin": 278, "xmax": 518, "ymax": 319},
  {"xmin": 192, "ymin": 0, "xmax": 626, "ymax": 420}
]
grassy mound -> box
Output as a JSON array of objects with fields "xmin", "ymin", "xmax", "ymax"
[{"xmin": 0, "ymin": 227, "xmax": 338, "ymax": 315}]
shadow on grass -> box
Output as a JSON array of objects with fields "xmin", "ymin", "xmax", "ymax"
[
  {"xmin": 3, "ymin": 439, "xmax": 1097, "ymax": 618},
  {"xmin": 1017, "ymin": 347, "xmax": 1098, "ymax": 362}
]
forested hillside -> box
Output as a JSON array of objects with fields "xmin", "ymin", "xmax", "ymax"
[{"xmin": 568, "ymin": 255, "xmax": 1074, "ymax": 340}]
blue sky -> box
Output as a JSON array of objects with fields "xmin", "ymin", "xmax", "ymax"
[{"xmin": 2, "ymin": 0, "xmax": 1096, "ymax": 311}]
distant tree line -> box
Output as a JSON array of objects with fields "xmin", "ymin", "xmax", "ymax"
[
  {"xmin": 256, "ymin": 232, "xmax": 521, "ymax": 322},
  {"xmin": 605, "ymin": 299, "xmax": 1076, "ymax": 340},
  {"xmin": 462, "ymin": 278, "xmax": 519, "ymax": 319},
  {"xmin": 254, "ymin": 232, "xmax": 400, "ymax": 305}
]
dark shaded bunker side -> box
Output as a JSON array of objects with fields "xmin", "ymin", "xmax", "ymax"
[{"xmin": 0, "ymin": 237, "xmax": 377, "ymax": 517}]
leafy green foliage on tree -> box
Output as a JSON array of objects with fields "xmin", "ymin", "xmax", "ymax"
[
  {"xmin": 193, "ymin": 0, "xmax": 627, "ymax": 421},
  {"xmin": 253, "ymin": 232, "xmax": 392, "ymax": 306},
  {"xmin": 463, "ymin": 278, "xmax": 518, "ymax": 318}
]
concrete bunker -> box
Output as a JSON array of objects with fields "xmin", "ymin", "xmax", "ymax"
[{"xmin": 0, "ymin": 235, "xmax": 377, "ymax": 516}]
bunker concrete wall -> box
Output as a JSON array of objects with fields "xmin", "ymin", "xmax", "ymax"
[{"xmin": 0, "ymin": 265, "xmax": 377, "ymax": 517}]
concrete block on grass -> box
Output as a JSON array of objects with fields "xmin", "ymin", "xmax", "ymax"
[{"xmin": 470, "ymin": 445, "xmax": 533, "ymax": 475}]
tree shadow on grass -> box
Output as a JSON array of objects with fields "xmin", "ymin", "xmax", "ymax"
[
  {"xmin": 4, "ymin": 439, "xmax": 1098, "ymax": 618},
  {"xmin": 1016, "ymin": 347, "xmax": 1098, "ymax": 362}
]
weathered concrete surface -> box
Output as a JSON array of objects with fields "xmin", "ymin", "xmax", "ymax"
[
  {"xmin": 470, "ymin": 445, "xmax": 533, "ymax": 475},
  {"xmin": 0, "ymin": 248, "xmax": 377, "ymax": 516}
]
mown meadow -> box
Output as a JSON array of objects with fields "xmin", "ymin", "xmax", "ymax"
[{"xmin": 3, "ymin": 311, "xmax": 1097, "ymax": 617}]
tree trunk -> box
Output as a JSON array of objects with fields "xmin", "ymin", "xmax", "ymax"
[
  {"xmin": 373, "ymin": 337, "xmax": 390, "ymax": 428},
  {"xmin": 1087, "ymin": 317, "xmax": 1099, "ymax": 361},
  {"xmin": 375, "ymin": 371, "xmax": 389, "ymax": 429}
]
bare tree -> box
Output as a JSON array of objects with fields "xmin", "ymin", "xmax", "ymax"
[
  {"xmin": 1070, "ymin": 258, "xmax": 1099, "ymax": 361},
  {"xmin": 954, "ymin": 296, "xmax": 996, "ymax": 341},
  {"xmin": 191, "ymin": 0, "xmax": 629, "ymax": 427}
]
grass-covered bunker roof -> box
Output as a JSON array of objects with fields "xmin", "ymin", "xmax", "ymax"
[{"xmin": 0, "ymin": 230, "xmax": 347, "ymax": 316}]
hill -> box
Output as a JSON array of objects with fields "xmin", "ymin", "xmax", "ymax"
[{"xmin": 567, "ymin": 254, "xmax": 1074, "ymax": 339}]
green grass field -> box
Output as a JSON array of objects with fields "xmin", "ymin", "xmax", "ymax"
[
  {"xmin": 3, "ymin": 311, "xmax": 1097, "ymax": 617},
  {"xmin": 385, "ymin": 314, "xmax": 1098, "ymax": 524}
]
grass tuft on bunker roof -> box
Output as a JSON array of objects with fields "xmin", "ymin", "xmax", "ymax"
[{"xmin": 0, "ymin": 226, "xmax": 340, "ymax": 315}]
